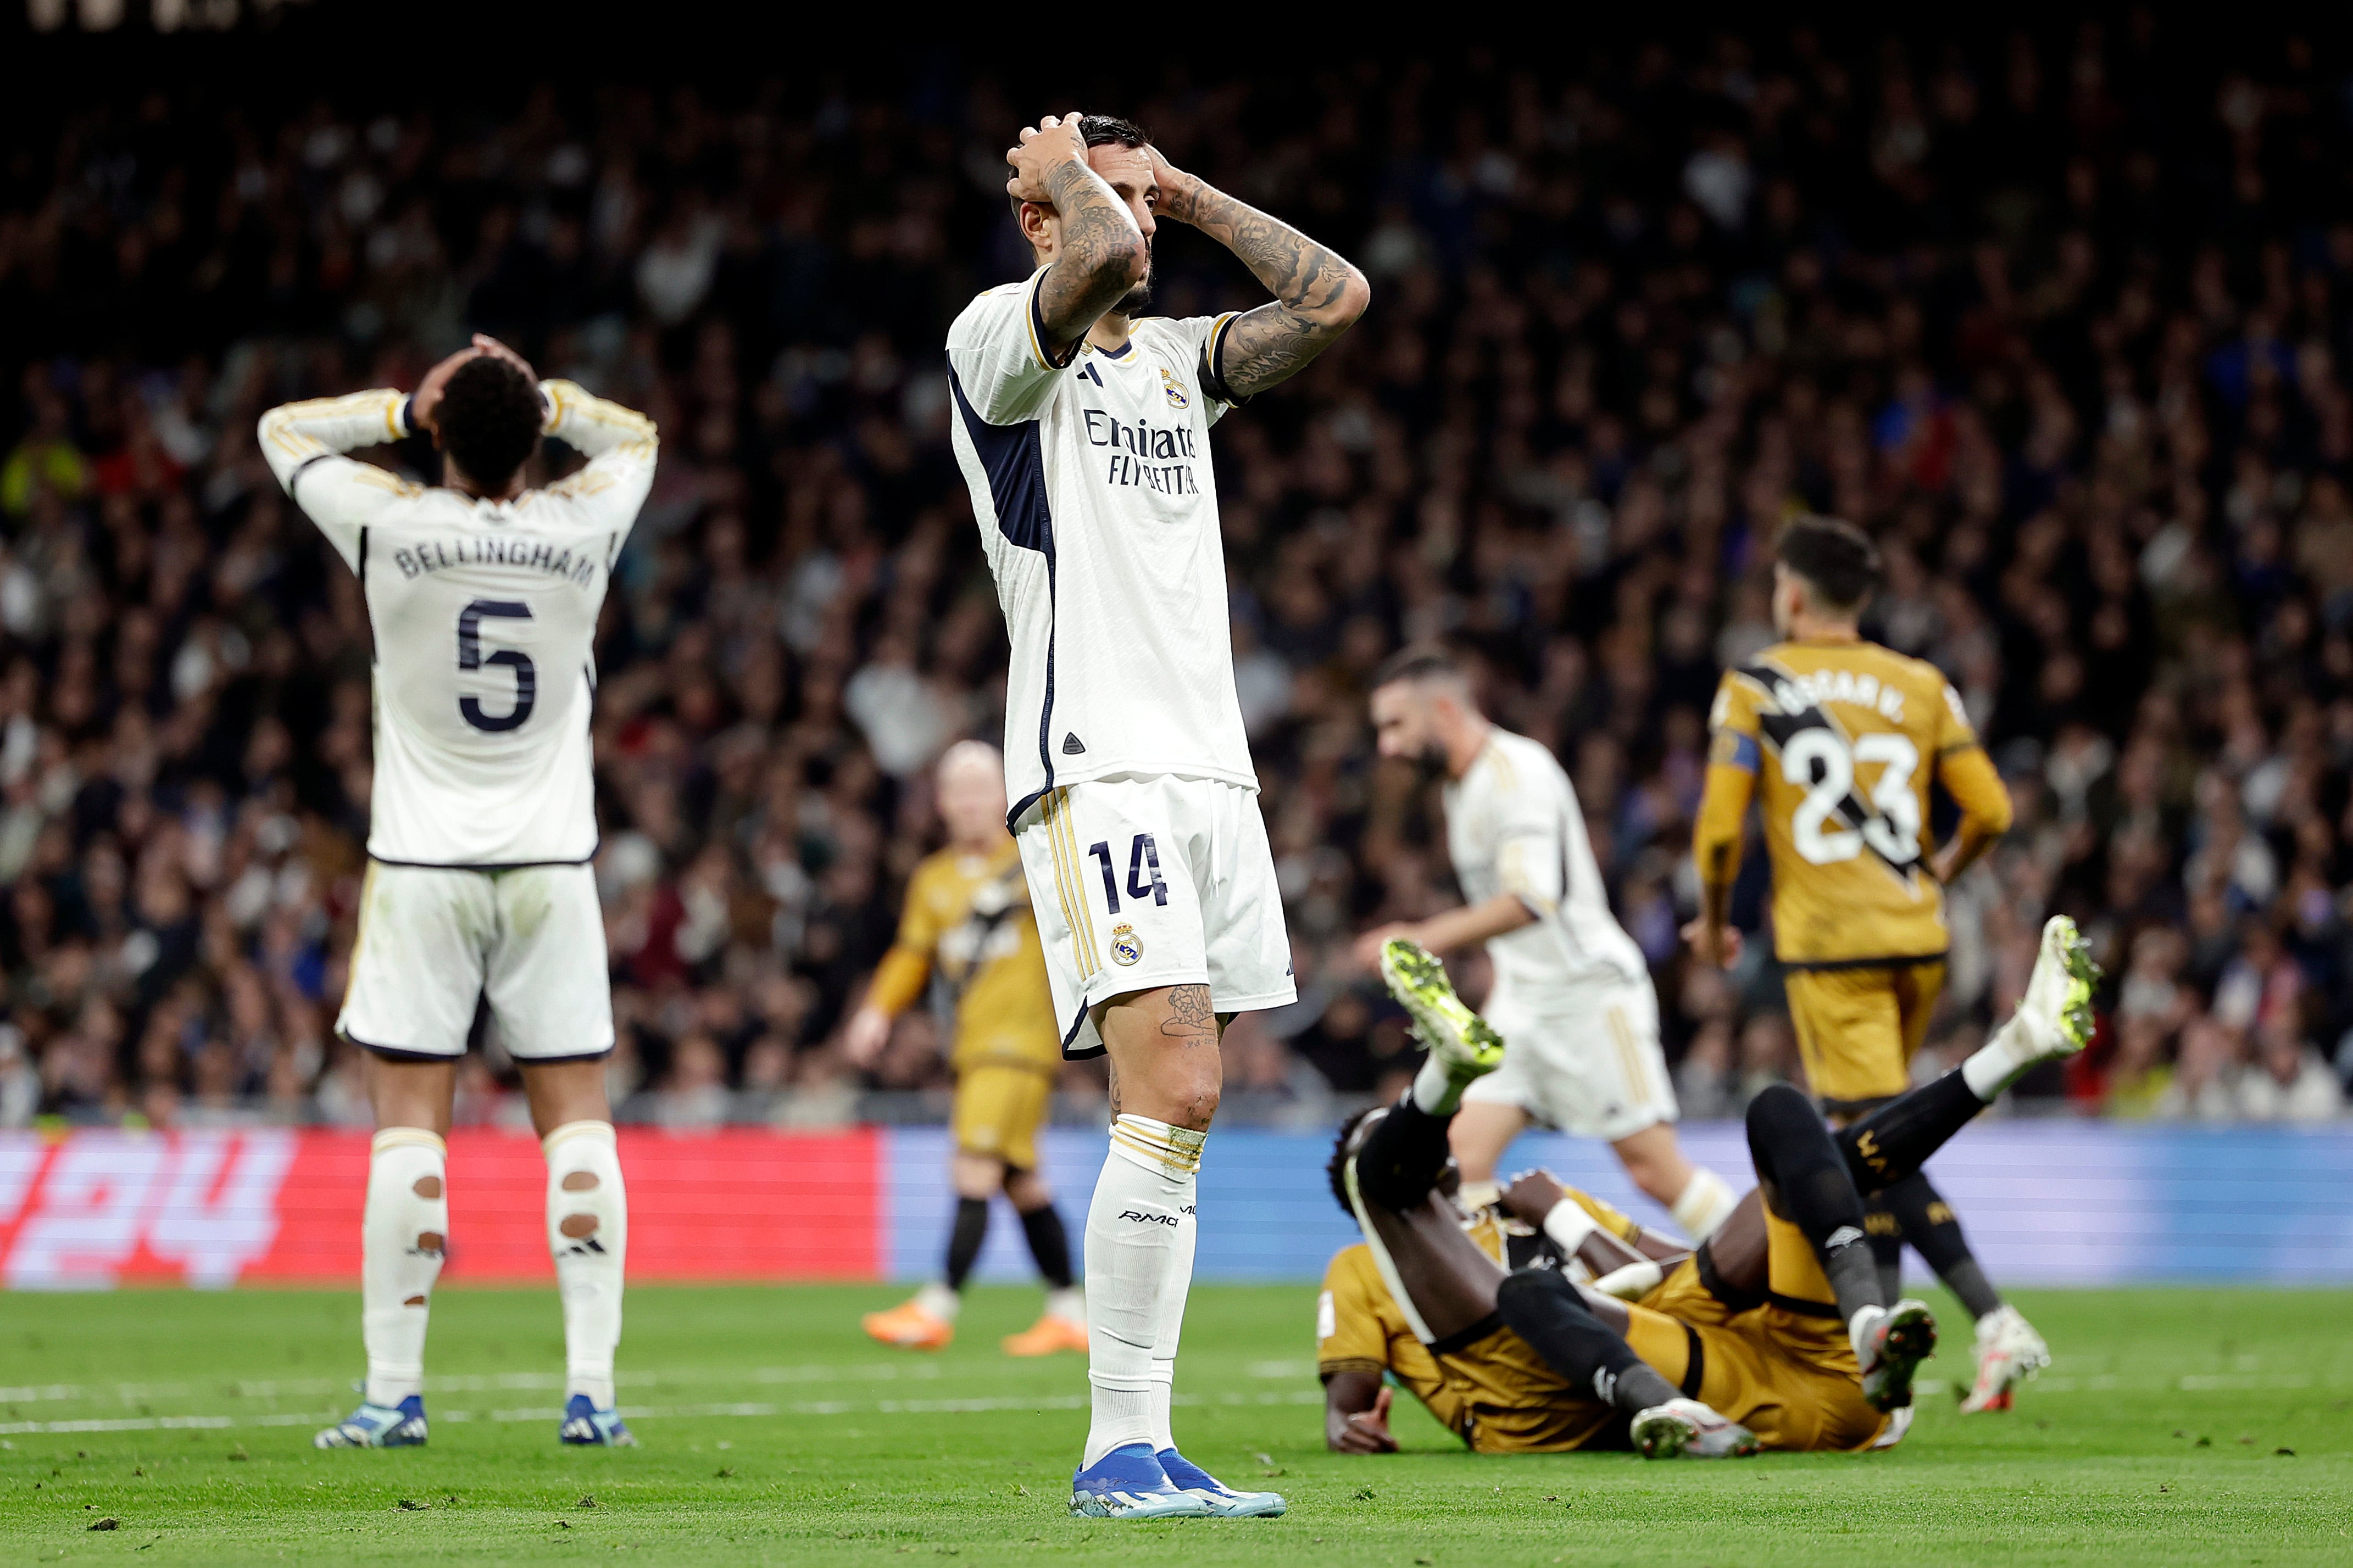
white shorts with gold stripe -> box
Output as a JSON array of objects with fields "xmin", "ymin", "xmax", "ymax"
[
  {"xmin": 1013, "ymin": 774, "xmax": 1294, "ymax": 1060},
  {"xmin": 1461, "ymin": 972, "xmax": 1678, "ymax": 1142}
]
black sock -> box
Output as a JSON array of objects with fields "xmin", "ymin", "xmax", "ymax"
[
  {"xmin": 1864, "ymin": 1196, "xmax": 1907, "ymax": 1304},
  {"xmin": 1838, "ymin": 1070, "xmax": 1985, "ymax": 1195},
  {"xmin": 1495, "ymin": 1269, "xmax": 1681, "ymax": 1414},
  {"xmin": 944, "ymin": 1197, "xmax": 991, "ymax": 1292},
  {"xmin": 1876, "ymin": 1172, "xmax": 2002, "ymax": 1320},
  {"xmin": 1017, "ymin": 1201, "xmax": 1073, "ymax": 1291},
  {"xmin": 1352, "ymin": 1097, "xmax": 1454, "ymax": 1213},
  {"xmin": 1745, "ymin": 1084, "xmax": 1883, "ymax": 1323}
]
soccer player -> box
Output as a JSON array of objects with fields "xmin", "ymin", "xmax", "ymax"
[
  {"xmin": 1684, "ymin": 515, "xmax": 2043, "ymax": 1413},
  {"xmin": 947, "ymin": 110, "xmax": 1369, "ymax": 1518},
  {"xmin": 849, "ymin": 740, "xmax": 1086, "ymax": 1356},
  {"xmin": 260, "ymin": 336, "xmax": 657, "ymax": 1450},
  {"xmin": 1358, "ymin": 647, "xmax": 1740, "ymax": 1242},
  {"xmin": 1325, "ymin": 922, "xmax": 2094, "ymax": 1458}
]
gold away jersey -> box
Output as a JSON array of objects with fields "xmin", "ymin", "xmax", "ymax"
[
  {"xmin": 1695, "ymin": 639, "xmax": 2012, "ymax": 966},
  {"xmin": 866, "ymin": 841, "xmax": 1059, "ymax": 1072}
]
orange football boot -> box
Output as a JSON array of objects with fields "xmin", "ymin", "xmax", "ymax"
[
  {"xmin": 863, "ymin": 1297, "xmax": 954, "ymax": 1351},
  {"xmin": 1001, "ymin": 1313, "xmax": 1089, "ymax": 1357}
]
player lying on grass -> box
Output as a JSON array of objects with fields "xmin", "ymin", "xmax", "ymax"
[
  {"xmin": 1320, "ymin": 920, "xmax": 2096, "ymax": 1459},
  {"xmin": 259, "ymin": 337, "xmax": 656, "ymax": 1450}
]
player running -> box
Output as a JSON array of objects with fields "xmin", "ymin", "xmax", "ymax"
[
  {"xmin": 260, "ymin": 336, "xmax": 656, "ymax": 1451},
  {"xmin": 1685, "ymin": 515, "xmax": 2044, "ymax": 1414},
  {"xmin": 1323, "ymin": 922, "xmax": 2095, "ymax": 1459},
  {"xmin": 1358, "ymin": 647, "xmax": 1739, "ymax": 1242},
  {"xmin": 850, "ymin": 740, "xmax": 1086, "ymax": 1357},
  {"xmin": 947, "ymin": 110, "xmax": 1369, "ymax": 1518}
]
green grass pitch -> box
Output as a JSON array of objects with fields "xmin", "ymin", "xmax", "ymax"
[{"xmin": 1, "ymin": 1284, "xmax": 2348, "ymax": 1565}]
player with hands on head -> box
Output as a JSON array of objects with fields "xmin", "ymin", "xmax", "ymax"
[
  {"xmin": 850, "ymin": 741, "xmax": 1086, "ymax": 1358},
  {"xmin": 948, "ymin": 110, "xmax": 1369, "ymax": 1520},
  {"xmin": 1358, "ymin": 646, "xmax": 1740, "ymax": 1245},
  {"xmin": 259, "ymin": 333, "xmax": 658, "ymax": 1452}
]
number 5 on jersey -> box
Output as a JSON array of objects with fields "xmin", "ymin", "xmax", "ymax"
[{"xmin": 458, "ymin": 599, "xmax": 536, "ymax": 733}]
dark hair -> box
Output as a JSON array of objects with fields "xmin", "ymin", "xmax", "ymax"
[
  {"xmin": 437, "ymin": 356, "xmax": 542, "ymax": 491},
  {"xmin": 1327, "ymin": 1106, "xmax": 1378, "ymax": 1218},
  {"xmin": 1007, "ymin": 115, "xmax": 1153, "ymax": 217},
  {"xmin": 1775, "ymin": 514, "xmax": 1882, "ymax": 612},
  {"xmin": 1370, "ymin": 644, "xmax": 1470, "ymax": 692}
]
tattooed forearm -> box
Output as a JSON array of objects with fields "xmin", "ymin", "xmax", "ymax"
[
  {"xmin": 1173, "ymin": 181, "xmax": 1370, "ymax": 396},
  {"xmin": 1035, "ymin": 158, "xmax": 1147, "ymax": 351},
  {"xmin": 1159, "ymin": 983, "xmax": 1219, "ymax": 1046}
]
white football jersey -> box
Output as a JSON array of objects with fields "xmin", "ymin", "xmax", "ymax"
[
  {"xmin": 947, "ymin": 267, "xmax": 1257, "ymax": 823},
  {"xmin": 258, "ymin": 382, "xmax": 656, "ymax": 867},
  {"xmin": 1444, "ymin": 728, "xmax": 1649, "ymax": 991}
]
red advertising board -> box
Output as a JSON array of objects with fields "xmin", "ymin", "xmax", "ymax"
[{"xmin": 0, "ymin": 1129, "xmax": 883, "ymax": 1288}]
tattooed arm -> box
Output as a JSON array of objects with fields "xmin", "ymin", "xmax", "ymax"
[
  {"xmin": 1005, "ymin": 114, "xmax": 1149, "ymax": 358},
  {"xmin": 1148, "ymin": 147, "xmax": 1371, "ymax": 398}
]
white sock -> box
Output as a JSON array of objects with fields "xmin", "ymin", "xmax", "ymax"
[
  {"xmin": 361, "ymin": 1128, "xmax": 447, "ymax": 1407},
  {"xmin": 1147, "ymin": 1180, "xmax": 1198, "ymax": 1455},
  {"xmin": 916, "ymin": 1281, "xmax": 961, "ymax": 1322},
  {"xmin": 1669, "ymin": 1167, "xmax": 1740, "ymax": 1241},
  {"xmin": 543, "ymin": 1120, "xmax": 627, "ymax": 1409},
  {"xmin": 1045, "ymin": 1284, "xmax": 1086, "ymax": 1324},
  {"xmin": 1411, "ymin": 1054, "xmax": 1466, "ymax": 1115},
  {"xmin": 1082, "ymin": 1114, "xmax": 1203, "ymax": 1469},
  {"xmin": 1961, "ymin": 1015, "xmax": 2038, "ymax": 1101}
]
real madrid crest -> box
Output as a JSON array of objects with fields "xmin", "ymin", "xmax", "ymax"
[
  {"xmin": 1159, "ymin": 367, "xmax": 1189, "ymax": 409},
  {"xmin": 1109, "ymin": 922, "xmax": 1143, "ymax": 966}
]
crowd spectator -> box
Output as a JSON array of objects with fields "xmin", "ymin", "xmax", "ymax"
[{"xmin": 4, "ymin": 22, "xmax": 2353, "ymax": 1128}]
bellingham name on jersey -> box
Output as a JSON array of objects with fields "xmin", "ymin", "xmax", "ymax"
[{"xmin": 257, "ymin": 380, "xmax": 657, "ymax": 869}]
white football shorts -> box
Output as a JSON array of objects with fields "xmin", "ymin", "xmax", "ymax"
[
  {"xmin": 338, "ymin": 861, "xmax": 614, "ymax": 1062},
  {"xmin": 1460, "ymin": 971, "xmax": 1679, "ymax": 1142},
  {"xmin": 1015, "ymin": 774, "xmax": 1295, "ymax": 1059}
]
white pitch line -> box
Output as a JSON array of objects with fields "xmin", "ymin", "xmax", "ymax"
[
  {"xmin": 0, "ymin": 1389, "xmax": 1324, "ymax": 1438},
  {"xmin": 0, "ymin": 1355, "xmax": 1326, "ymax": 1409}
]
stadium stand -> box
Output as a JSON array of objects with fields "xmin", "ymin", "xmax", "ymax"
[{"xmin": 1, "ymin": 23, "xmax": 2349, "ymax": 1131}]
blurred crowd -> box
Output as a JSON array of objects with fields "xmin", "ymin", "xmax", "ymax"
[{"xmin": 4, "ymin": 19, "xmax": 2352, "ymax": 1131}]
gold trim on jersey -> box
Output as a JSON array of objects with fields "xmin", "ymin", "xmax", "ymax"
[
  {"xmin": 1042, "ymin": 789, "xmax": 1099, "ymax": 982},
  {"xmin": 1606, "ymin": 1005, "xmax": 1651, "ymax": 1101}
]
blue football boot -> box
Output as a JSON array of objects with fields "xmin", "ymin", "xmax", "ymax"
[
  {"xmin": 314, "ymin": 1394, "xmax": 428, "ymax": 1449},
  {"xmin": 558, "ymin": 1393, "xmax": 638, "ymax": 1447},
  {"xmin": 1069, "ymin": 1442, "xmax": 1211, "ymax": 1519},
  {"xmin": 1157, "ymin": 1448, "xmax": 1287, "ymax": 1516}
]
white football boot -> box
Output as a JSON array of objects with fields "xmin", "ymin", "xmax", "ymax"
[
  {"xmin": 1959, "ymin": 1304, "xmax": 2051, "ymax": 1414},
  {"xmin": 1631, "ymin": 1398, "xmax": 1760, "ymax": 1459}
]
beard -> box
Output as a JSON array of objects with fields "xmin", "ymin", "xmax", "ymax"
[
  {"xmin": 1112, "ymin": 250, "xmax": 1154, "ymax": 316},
  {"xmin": 1412, "ymin": 743, "xmax": 1449, "ymax": 785}
]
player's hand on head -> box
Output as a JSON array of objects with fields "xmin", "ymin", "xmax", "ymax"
[
  {"xmin": 1141, "ymin": 143, "xmax": 1195, "ymax": 222},
  {"xmin": 1005, "ymin": 112, "xmax": 1089, "ymax": 206},
  {"xmin": 410, "ymin": 344, "xmax": 482, "ymax": 435},
  {"xmin": 470, "ymin": 332, "xmax": 537, "ymax": 385},
  {"xmin": 1500, "ymin": 1169, "xmax": 1567, "ymax": 1226}
]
